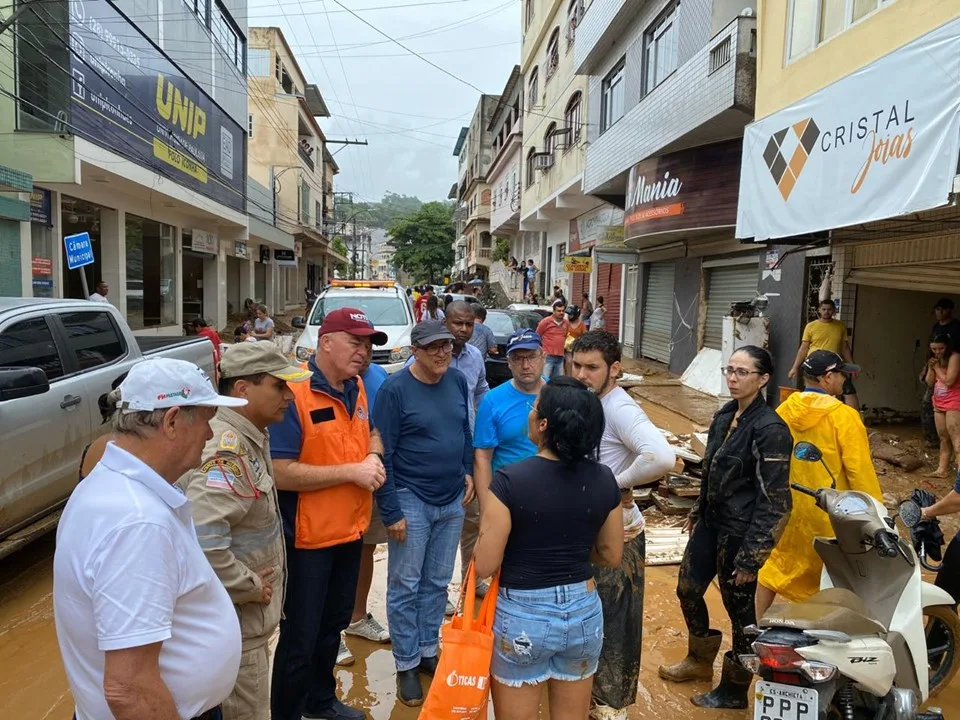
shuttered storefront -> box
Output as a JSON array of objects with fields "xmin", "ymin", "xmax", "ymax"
[
  {"xmin": 703, "ymin": 263, "xmax": 758, "ymax": 350},
  {"xmin": 596, "ymin": 262, "xmax": 622, "ymax": 339},
  {"xmin": 640, "ymin": 261, "xmax": 675, "ymax": 363},
  {"xmin": 572, "ymin": 270, "xmax": 587, "ymax": 311}
]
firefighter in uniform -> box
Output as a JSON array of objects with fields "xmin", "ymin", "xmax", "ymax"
[{"xmin": 182, "ymin": 341, "xmax": 312, "ymax": 720}]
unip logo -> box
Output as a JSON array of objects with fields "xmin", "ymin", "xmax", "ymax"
[{"xmin": 763, "ymin": 117, "xmax": 821, "ymax": 201}]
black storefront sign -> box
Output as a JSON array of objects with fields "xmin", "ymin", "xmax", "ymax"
[
  {"xmin": 67, "ymin": 0, "xmax": 245, "ymax": 212},
  {"xmin": 274, "ymin": 249, "xmax": 297, "ymax": 268},
  {"xmin": 30, "ymin": 189, "xmax": 52, "ymax": 225}
]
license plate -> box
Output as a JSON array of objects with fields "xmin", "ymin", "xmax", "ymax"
[{"xmin": 754, "ymin": 681, "xmax": 818, "ymax": 720}]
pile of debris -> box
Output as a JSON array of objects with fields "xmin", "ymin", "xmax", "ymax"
[{"xmin": 636, "ymin": 430, "xmax": 708, "ymax": 566}]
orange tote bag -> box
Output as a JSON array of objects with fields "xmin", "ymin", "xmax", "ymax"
[{"xmin": 421, "ymin": 560, "xmax": 500, "ymax": 720}]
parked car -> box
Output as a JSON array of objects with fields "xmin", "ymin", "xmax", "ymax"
[
  {"xmin": 293, "ymin": 280, "xmax": 415, "ymax": 372},
  {"xmin": 506, "ymin": 303, "xmax": 550, "ymax": 318},
  {"xmin": 483, "ymin": 309, "xmax": 542, "ymax": 387},
  {"xmin": 0, "ymin": 298, "xmax": 218, "ymax": 558},
  {"xmin": 442, "ymin": 292, "xmax": 482, "ymax": 307}
]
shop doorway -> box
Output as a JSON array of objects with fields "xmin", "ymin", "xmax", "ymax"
[
  {"xmin": 623, "ymin": 264, "xmax": 639, "ymax": 354},
  {"xmin": 703, "ymin": 262, "xmax": 758, "ymax": 350},
  {"xmin": 60, "ymin": 196, "xmax": 104, "ymax": 299},
  {"xmin": 226, "ymin": 256, "xmax": 242, "ymax": 317},
  {"xmin": 640, "ymin": 261, "xmax": 675, "ymax": 363}
]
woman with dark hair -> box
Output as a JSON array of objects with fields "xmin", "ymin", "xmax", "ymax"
[
  {"xmin": 78, "ymin": 373, "xmax": 128, "ymax": 480},
  {"xmin": 926, "ymin": 331, "xmax": 960, "ymax": 477},
  {"xmin": 474, "ymin": 377, "xmax": 624, "ymax": 720},
  {"xmin": 658, "ymin": 346, "xmax": 792, "ymax": 710},
  {"xmin": 421, "ymin": 294, "xmax": 445, "ymax": 321}
]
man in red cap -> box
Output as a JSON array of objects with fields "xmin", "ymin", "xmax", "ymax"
[{"xmin": 268, "ymin": 308, "xmax": 389, "ymax": 720}]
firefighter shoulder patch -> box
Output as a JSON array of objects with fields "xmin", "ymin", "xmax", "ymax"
[
  {"xmin": 199, "ymin": 456, "xmax": 243, "ymax": 478},
  {"xmin": 219, "ymin": 430, "xmax": 239, "ymax": 451}
]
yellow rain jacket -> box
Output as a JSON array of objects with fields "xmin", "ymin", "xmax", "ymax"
[{"xmin": 758, "ymin": 391, "xmax": 882, "ymax": 602}]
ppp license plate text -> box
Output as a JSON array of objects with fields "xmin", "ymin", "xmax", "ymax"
[{"xmin": 755, "ymin": 681, "xmax": 818, "ymax": 720}]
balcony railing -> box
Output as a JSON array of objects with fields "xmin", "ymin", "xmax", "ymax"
[{"xmin": 298, "ymin": 145, "xmax": 315, "ymax": 171}]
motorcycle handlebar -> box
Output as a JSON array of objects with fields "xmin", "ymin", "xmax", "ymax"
[
  {"xmin": 874, "ymin": 531, "xmax": 899, "ymax": 558},
  {"xmin": 790, "ymin": 483, "xmax": 819, "ymax": 498}
]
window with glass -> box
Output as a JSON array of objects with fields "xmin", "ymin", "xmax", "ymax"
[
  {"xmin": 566, "ymin": 0, "xmax": 582, "ymax": 47},
  {"xmin": 544, "ymin": 123, "xmax": 557, "ymax": 156},
  {"xmin": 213, "ymin": 2, "xmax": 244, "ymax": 73},
  {"xmin": 564, "ymin": 91, "xmax": 582, "ymax": 142},
  {"xmin": 0, "ymin": 317, "xmax": 64, "ymax": 380},
  {"xmin": 182, "ymin": 0, "xmax": 206, "ymax": 22},
  {"xmin": 60, "ymin": 311, "xmax": 127, "ymax": 371},
  {"xmin": 643, "ymin": 1, "xmax": 679, "ymax": 96},
  {"xmin": 311, "ymin": 295, "xmax": 409, "ymax": 327},
  {"xmin": 787, "ymin": 0, "xmax": 895, "ymax": 62},
  {"xmin": 600, "ymin": 58, "xmax": 626, "ymax": 133},
  {"xmin": 125, "ymin": 215, "xmax": 176, "ymax": 330},
  {"xmin": 528, "ymin": 67, "xmax": 539, "ymax": 110},
  {"xmin": 31, "ymin": 221, "xmax": 55, "ymax": 299},
  {"xmin": 524, "ymin": 0, "xmax": 534, "ymax": 30},
  {"xmin": 526, "ymin": 148, "xmax": 537, "ymax": 187},
  {"xmin": 546, "ymin": 28, "xmax": 560, "ymax": 80},
  {"xmin": 15, "ymin": 0, "xmax": 70, "ymax": 131},
  {"xmin": 248, "ymin": 48, "xmax": 270, "ymax": 77}
]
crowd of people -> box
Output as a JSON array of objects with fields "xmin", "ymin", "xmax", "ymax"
[{"xmin": 51, "ymin": 279, "xmax": 908, "ymax": 720}]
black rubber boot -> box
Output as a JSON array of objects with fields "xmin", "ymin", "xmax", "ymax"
[
  {"xmin": 396, "ymin": 669, "xmax": 424, "ymax": 707},
  {"xmin": 419, "ymin": 655, "xmax": 439, "ymax": 676},
  {"xmin": 690, "ymin": 652, "xmax": 752, "ymax": 709}
]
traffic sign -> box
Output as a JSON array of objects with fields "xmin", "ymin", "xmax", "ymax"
[{"xmin": 64, "ymin": 232, "xmax": 95, "ymax": 270}]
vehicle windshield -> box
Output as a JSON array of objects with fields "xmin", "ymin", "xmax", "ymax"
[
  {"xmin": 485, "ymin": 312, "xmax": 521, "ymax": 336},
  {"xmin": 311, "ymin": 295, "xmax": 408, "ymax": 327}
]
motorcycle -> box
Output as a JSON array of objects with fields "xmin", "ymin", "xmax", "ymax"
[{"xmin": 739, "ymin": 441, "xmax": 960, "ymax": 720}]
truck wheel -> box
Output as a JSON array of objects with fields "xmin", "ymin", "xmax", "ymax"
[{"xmin": 926, "ymin": 604, "xmax": 960, "ymax": 698}]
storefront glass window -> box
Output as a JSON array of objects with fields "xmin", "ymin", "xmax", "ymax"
[
  {"xmin": 61, "ymin": 196, "xmax": 104, "ymax": 300},
  {"xmin": 31, "ymin": 192, "xmax": 56, "ymax": 299},
  {"xmin": 126, "ymin": 214, "xmax": 176, "ymax": 329}
]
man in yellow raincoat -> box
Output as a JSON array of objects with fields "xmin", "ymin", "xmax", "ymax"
[{"xmin": 756, "ymin": 350, "xmax": 883, "ymax": 617}]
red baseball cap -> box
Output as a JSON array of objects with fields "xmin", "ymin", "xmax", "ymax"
[{"xmin": 318, "ymin": 307, "xmax": 388, "ymax": 346}]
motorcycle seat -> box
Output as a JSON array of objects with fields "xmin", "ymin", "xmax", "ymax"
[{"xmin": 760, "ymin": 587, "xmax": 887, "ymax": 636}]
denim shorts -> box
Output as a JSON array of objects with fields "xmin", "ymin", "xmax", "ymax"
[{"xmin": 491, "ymin": 578, "xmax": 604, "ymax": 687}]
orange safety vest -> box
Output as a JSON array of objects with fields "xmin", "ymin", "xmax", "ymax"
[{"xmin": 287, "ymin": 374, "xmax": 372, "ymax": 549}]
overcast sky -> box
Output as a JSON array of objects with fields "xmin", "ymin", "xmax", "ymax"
[{"xmin": 248, "ymin": 0, "xmax": 521, "ymax": 204}]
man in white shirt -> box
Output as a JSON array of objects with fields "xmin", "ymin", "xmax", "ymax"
[
  {"xmin": 88, "ymin": 281, "xmax": 110, "ymax": 303},
  {"xmin": 54, "ymin": 358, "xmax": 248, "ymax": 720},
  {"xmin": 572, "ymin": 331, "xmax": 676, "ymax": 720}
]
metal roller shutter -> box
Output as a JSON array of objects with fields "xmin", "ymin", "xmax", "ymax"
[
  {"xmin": 640, "ymin": 261, "xmax": 675, "ymax": 363},
  {"xmin": 704, "ymin": 264, "xmax": 758, "ymax": 350}
]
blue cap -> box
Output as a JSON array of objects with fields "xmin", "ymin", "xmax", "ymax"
[{"xmin": 506, "ymin": 329, "xmax": 542, "ymax": 354}]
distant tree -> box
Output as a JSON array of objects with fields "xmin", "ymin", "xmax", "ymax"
[
  {"xmin": 387, "ymin": 202, "xmax": 455, "ymax": 283},
  {"xmin": 492, "ymin": 236, "xmax": 511, "ymax": 264},
  {"xmin": 349, "ymin": 192, "xmax": 423, "ymax": 229},
  {"xmin": 331, "ymin": 236, "xmax": 349, "ymax": 276}
]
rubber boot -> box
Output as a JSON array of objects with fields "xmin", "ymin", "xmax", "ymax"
[
  {"xmin": 658, "ymin": 629, "xmax": 722, "ymax": 683},
  {"xmin": 690, "ymin": 652, "xmax": 752, "ymax": 710}
]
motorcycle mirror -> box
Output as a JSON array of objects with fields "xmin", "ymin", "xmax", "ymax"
[
  {"xmin": 899, "ymin": 500, "xmax": 923, "ymax": 529},
  {"xmin": 793, "ymin": 441, "xmax": 823, "ymax": 463}
]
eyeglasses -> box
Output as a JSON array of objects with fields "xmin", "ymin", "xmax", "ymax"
[
  {"xmin": 508, "ymin": 353, "xmax": 542, "ymax": 365},
  {"xmin": 721, "ymin": 367, "xmax": 762, "ymax": 378},
  {"xmin": 418, "ymin": 340, "xmax": 454, "ymax": 356}
]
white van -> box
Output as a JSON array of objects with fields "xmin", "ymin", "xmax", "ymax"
[{"xmin": 293, "ymin": 280, "xmax": 415, "ymax": 373}]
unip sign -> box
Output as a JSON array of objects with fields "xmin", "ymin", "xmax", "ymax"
[{"xmin": 64, "ymin": 232, "xmax": 95, "ymax": 270}]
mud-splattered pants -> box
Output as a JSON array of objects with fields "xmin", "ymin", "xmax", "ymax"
[
  {"xmin": 592, "ymin": 533, "xmax": 646, "ymax": 710},
  {"xmin": 923, "ymin": 387, "xmax": 939, "ymax": 445},
  {"xmin": 677, "ymin": 522, "xmax": 756, "ymax": 657}
]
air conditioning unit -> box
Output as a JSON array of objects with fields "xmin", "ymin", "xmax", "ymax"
[{"xmin": 533, "ymin": 152, "xmax": 554, "ymax": 171}]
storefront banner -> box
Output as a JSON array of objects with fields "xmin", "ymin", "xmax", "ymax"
[
  {"xmin": 563, "ymin": 255, "xmax": 593, "ymax": 274},
  {"xmin": 274, "ymin": 249, "xmax": 298, "ymax": 268},
  {"xmin": 67, "ymin": 0, "xmax": 245, "ymax": 212},
  {"xmin": 191, "ymin": 229, "xmax": 219, "ymax": 254},
  {"xmin": 624, "ymin": 140, "xmax": 741, "ymax": 243},
  {"xmin": 32, "ymin": 257, "xmax": 53, "ymax": 275},
  {"xmin": 737, "ymin": 16, "xmax": 960, "ymax": 241},
  {"xmin": 30, "ymin": 190, "xmax": 52, "ymax": 226},
  {"xmin": 569, "ymin": 205, "xmax": 624, "ymax": 251}
]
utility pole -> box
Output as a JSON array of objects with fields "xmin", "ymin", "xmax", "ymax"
[{"xmin": 325, "ymin": 139, "xmax": 370, "ymax": 147}]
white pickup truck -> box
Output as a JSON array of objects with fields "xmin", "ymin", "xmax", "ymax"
[{"xmin": 0, "ymin": 298, "xmax": 217, "ymax": 558}]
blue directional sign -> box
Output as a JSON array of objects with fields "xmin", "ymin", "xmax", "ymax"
[{"xmin": 64, "ymin": 232, "xmax": 95, "ymax": 271}]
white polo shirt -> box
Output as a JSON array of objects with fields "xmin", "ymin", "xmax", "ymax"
[{"xmin": 53, "ymin": 443, "xmax": 241, "ymax": 720}]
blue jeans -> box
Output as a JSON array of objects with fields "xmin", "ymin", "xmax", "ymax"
[
  {"xmin": 387, "ymin": 487, "xmax": 465, "ymax": 671},
  {"xmin": 491, "ymin": 580, "xmax": 604, "ymax": 687},
  {"xmin": 544, "ymin": 355, "xmax": 564, "ymax": 380}
]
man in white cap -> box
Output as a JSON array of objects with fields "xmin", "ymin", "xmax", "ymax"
[
  {"xmin": 53, "ymin": 358, "xmax": 247, "ymax": 720},
  {"xmin": 182, "ymin": 343, "xmax": 312, "ymax": 720}
]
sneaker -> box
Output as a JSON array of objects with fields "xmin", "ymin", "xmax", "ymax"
[
  {"xmin": 335, "ymin": 635, "xmax": 355, "ymax": 667},
  {"xmin": 589, "ymin": 701, "xmax": 628, "ymax": 720},
  {"xmin": 345, "ymin": 613, "xmax": 390, "ymax": 643},
  {"xmin": 444, "ymin": 598, "xmax": 456, "ymax": 616}
]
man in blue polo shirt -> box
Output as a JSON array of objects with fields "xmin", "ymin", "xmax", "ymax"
[{"xmin": 473, "ymin": 329, "xmax": 546, "ymax": 503}]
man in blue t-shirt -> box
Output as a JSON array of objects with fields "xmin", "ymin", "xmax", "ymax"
[{"xmin": 474, "ymin": 329, "xmax": 546, "ymax": 503}]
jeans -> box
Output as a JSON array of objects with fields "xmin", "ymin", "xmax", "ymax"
[
  {"xmin": 544, "ymin": 355, "xmax": 564, "ymax": 380},
  {"xmin": 271, "ymin": 540, "xmax": 363, "ymax": 720},
  {"xmin": 677, "ymin": 521, "xmax": 756, "ymax": 657},
  {"xmin": 387, "ymin": 487, "xmax": 465, "ymax": 671}
]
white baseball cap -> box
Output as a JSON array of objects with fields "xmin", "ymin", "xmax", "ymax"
[{"xmin": 117, "ymin": 358, "xmax": 248, "ymax": 413}]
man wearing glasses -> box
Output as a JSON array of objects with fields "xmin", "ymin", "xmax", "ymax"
[
  {"xmin": 183, "ymin": 342, "xmax": 312, "ymax": 720},
  {"xmin": 756, "ymin": 350, "xmax": 881, "ymax": 618},
  {"xmin": 473, "ymin": 329, "xmax": 546, "ymax": 505},
  {"xmin": 374, "ymin": 320, "xmax": 475, "ymax": 707}
]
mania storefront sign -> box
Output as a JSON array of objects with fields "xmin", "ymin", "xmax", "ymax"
[
  {"xmin": 67, "ymin": 0, "xmax": 245, "ymax": 212},
  {"xmin": 624, "ymin": 140, "xmax": 742, "ymax": 244},
  {"xmin": 737, "ymin": 16, "xmax": 960, "ymax": 241}
]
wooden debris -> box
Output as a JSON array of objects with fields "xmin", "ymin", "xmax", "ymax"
[
  {"xmin": 651, "ymin": 493, "xmax": 696, "ymax": 516},
  {"xmin": 645, "ymin": 526, "xmax": 689, "ymax": 566},
  {"xmin": 690, "ymin": 432, "xmax": 708, "ymax": 458},
  {"xmin": 869, "ymin": 431, "xmax": 923, "ymax": 472}
]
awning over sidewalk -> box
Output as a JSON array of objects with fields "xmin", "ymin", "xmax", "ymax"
[{"xmin": 249, "ymin": 216, "xmax": 295, "ymax": 250}]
